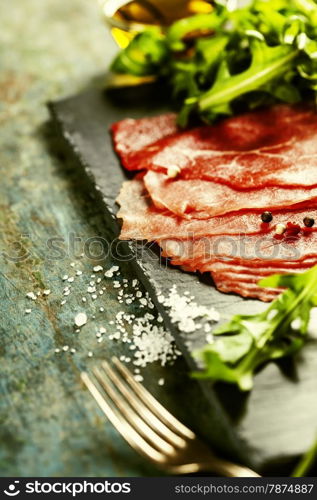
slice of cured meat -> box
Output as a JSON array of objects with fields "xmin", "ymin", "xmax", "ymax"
[
  {"xmin": 117, "ymin": 178, "xmax": 317, "ymax": 239},
  {"xmin": 203, "ymin": 259, "xmax": 317, "ymax": 276},
  {"xmin": 159, "ymin": 232, "xmax": 317, "ymax": 266},
  {"xmin": 111, "ymin": 113, "xmax": 178, "ymax": 171},
  {"xmin": 144, "ymin": 170, "xmax": 317, "ymax": 219},
  {"xmin": 113, "ymin": 104, "xmax": 317, "ymax": 190},
  {"xmin": 210, "ymin": 268, "xmax": 284, "ymax": 301},
  {"xmin": 210, "ymin": 277, "xmax": 282, "ymax": 302},
  {"xmin": 180, "ymin": 258, "xmax": 317, "ymax": 275}
]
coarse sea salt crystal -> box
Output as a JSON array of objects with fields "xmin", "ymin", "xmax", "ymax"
[
  {"xmin": 159, "ymin": 285, "xmax": 220, "ymax": 333},
  {"xmin": 43, "ymin": 289, "xmax": 51, "ymax": 296},
  {"xmin": 93, "ymin": 265, "xmax": 103, "ymax": 272},
  {"xmin": 26, "ymin": 292, "xmax": 37, "ymax": 300},
  {"xmin": 74, "ymin": 312, "xmax": 87, "ymax": 327},
  {"xmin": 25, "ymin": 309, "xmax": 32, "ymax": 314}
]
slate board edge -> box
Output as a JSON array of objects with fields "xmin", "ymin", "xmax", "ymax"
[{"xmin": 48, "ymin": 95, "xmax": 254, "ymax": 467}]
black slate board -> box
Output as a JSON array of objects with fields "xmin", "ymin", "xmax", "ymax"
[{"xmin": 49, "ymin": 86, "xmax": 317, "ymax": 473}]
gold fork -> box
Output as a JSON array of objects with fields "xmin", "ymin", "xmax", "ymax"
[{"xmin": 81, "ymin": 357, "xmax": 260, "ymax": 477}]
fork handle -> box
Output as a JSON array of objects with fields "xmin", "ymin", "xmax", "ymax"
[
  {"xmin": 202, "ymin": 459, "xmax": 261, "ymax": 477},
  {"xmin": 170, "ymin": 461, "xmax": 260, "ymax": 477}
]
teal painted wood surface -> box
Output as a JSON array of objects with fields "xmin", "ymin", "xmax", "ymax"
[{"xmin": 0, "ymin": 0, "xmax": 223, "ymax": 477}]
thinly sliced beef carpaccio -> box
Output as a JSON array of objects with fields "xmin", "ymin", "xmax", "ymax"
[
  {"xmin": 204, "ymin": 259, "xmax": 317, "ymax": 276},
  {"xmin": 117, "ymin": 178, "xmax": 317, "ymax": 239},
  {"xmin": 111, "ymin": 113, "xmax": 178, "ymax": 171},
  {"xmin": 159, "ymin": 233, "xmax": 317, "ymax": 266},
  {"xmin": 144, "ymin": 171, "xmax": 317, "ymax": 218},
  {"xmin": 113, "ymin": 105, "xmax": 317, "ymax": 190},
  {"xmin": 113, "ymin": 105, "xmax": 317, "ymax": 301},
  {"xmin": 211, "ymin": 278, "xmax": 281, "ymax": 302}
]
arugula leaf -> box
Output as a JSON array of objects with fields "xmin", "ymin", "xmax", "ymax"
[
  {"xmin": 110, "ymin": 0, "xmax": 317, "ymax": 124},
  {"xmin": 292, "ymin": 435, "xmax": 317, "ymax": 477},
  {"xmin": 198, "ymin": 41, "xmax": 298, "ymax": 115},
  {"xmin": 192, "ymin": 265, "xmax": 317, "ymax": 391},
  {"xmin": 167, "ymin": 12, "xmax": 224, "ymax": 51}
]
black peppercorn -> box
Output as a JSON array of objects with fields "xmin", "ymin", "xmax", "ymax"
[
  {"xmin": 303, "ymin": 217, "xmax": 315, "ymax": 228},
  {"xmin": 261, "ymin": 211, "xmax": 273, "ymax": 223}
]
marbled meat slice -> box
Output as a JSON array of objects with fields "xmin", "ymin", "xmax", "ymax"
[
  {"xmin": 162, "ymin": 240, "xmax": 316, "ymax": 301},
  {"xmin": 159, "ymin": 232, "xmax": 317, "ymax": 266},
  {"xmin": 111, "ymin": 113, "xmax": 178, "ymax": 171},
  {"xmin": 117, "ymin": 178, "xmax": 317, "ymax": 239},
  {"xmin": 210, "ymin": 277, "xmax": 282, "ymax": 302},
  {"xmin": 144, "ymin": 170, "xmax": 317, "ymax": 219},
  {"xmin": 179, "ymin": 258, "xmax": 317, "ymax": 274},
  {"xmin": 113, "ymin": 105, "xmax": 317, "ymax": 190},
  {"xmin": 203, "ymin": 259, "xmax": 317, "ymax": 275}
]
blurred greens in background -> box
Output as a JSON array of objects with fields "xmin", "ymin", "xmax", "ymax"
[{"xmin": 110, "ymin": 0, "xmax": 317, "ymax": 125}]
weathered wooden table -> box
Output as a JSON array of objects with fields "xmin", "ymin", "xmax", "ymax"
[{"xmin": 0, "ymin": 0, "xmax": 221, "ymax": 477}]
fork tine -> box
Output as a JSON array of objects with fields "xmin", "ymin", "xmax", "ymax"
[
  {"xmin": 93, "ymin": 367, "xmax": 176, "ymax": 456},
  {"xmin": 102, "ymin": 361, "xmax": 187, "ymax": 449},
  {"xmin": 112, "ymin": 357, "xmax": 195, "ymax": 439},
  {"xmin": 81, "ymin": 371, "xmax": 165, "ymax": 464}
]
